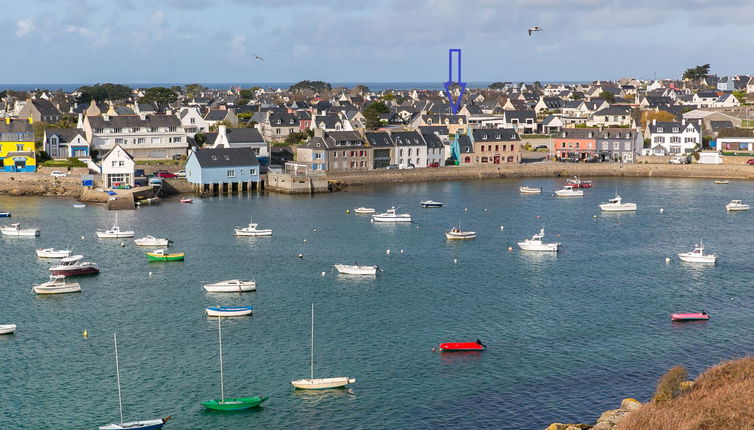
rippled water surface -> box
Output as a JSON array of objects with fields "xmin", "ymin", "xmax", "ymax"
[{"xmin": 2, "ymin": 177, "xmax": 754, "ymax": 429}]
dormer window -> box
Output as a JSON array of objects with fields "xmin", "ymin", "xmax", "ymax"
[
  {"xmin": 276, "ymin": 119, "xmax": 282, "ymax": 124},
  {"xmin": 496, "ymin": 135, "xmax": 501, "ymax": 139},
  {"xmin": 657, "ymin": 127, "xmax": 663, "ymax": 132},
  {"xmin": 224, "ymin": 155, "xmax": 229, "ymax": 160},
  {"xmin": 672, "ymin": 127, "xmax": 679, "ymax": 133},
  {"xmin": 211, "ymin": 155, "xmax": 217, "ymax": 160}
]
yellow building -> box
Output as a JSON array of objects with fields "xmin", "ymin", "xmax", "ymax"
[{"xmin": 0, "ymin": 118, "xmax": 36, "ymax": 172}]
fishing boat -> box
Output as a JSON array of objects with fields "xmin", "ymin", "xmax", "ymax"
[
  {"xmin": 678, "ymin": 241, "xmax": 717, "ymax": 264},
  {"xmin": 1, "ymin": 223, "xmax": 40, "ymax": 237},
  {"xmin": 32, "ymin": 275, "xmax": 81, "ymax": 295},
  {"xmin": 566, "ymin": 176, "xmax": 592, "ymax": 188},
  {"xmin": 0, "ymin": 324, "xmax": 16, "ymax": 335},
  {"xmin": 445, "ymin": 222, "xmax": 476, "ymax": 240},
  {"xmin": 420, "ymin": 200, "xmax": 443, "ymax": 208},
  {"xmin": 203, "ymin": 279, "xmax": 257, "ymax": 293},
  {"xmin": 202, "ymin": 317, "xmax": 268, "ymax": 411},
  {"xmin": 671, "ymin": 311, "xmax": 710, "ymax": 321},
  {"xmin": 554, "ymin": 185, "xmax": 584, "ymax": 197},
  {"xmin": 49, "ymin": 255, "xmax": 100, "ymax": 276},
  {"xmin": 725, "ymin": 200, "xmax": 749, "ymax": 212},
  {"xmin": 73, "ymin": 204, "xmax": 86, "ymax": 208},
  {"xmin": 180, "ymin": 198, "xmax": 193, "ymax": 203},
  {"xmin": 234, "ymin": 217, "xmax": 272, "ymax": 236},
  {"xmin": 436, "ymin": 339, "xmax": 486, "ymax": 352},
  {"xmin": 353, "ymin": 207, "xmax": 375, "ymax": 214},
  {"xmin": 714, "ymin": 180, "xmax": 729, "ymax": 184},
  {"xmin": 36, "ymin": 247, "xmax": 72, "ymax": 258},
  {"xmin": 599, "ymin": 193, "xmax": 637, "ymax": 212},
  {"xmin": 333, "ymin": 264, "xmax": 380, "ymax": 275},
  {"xmin": 291, "ymin": 304, "xmax": 356, "ymax": 390},
  {"xmin": 372, "ymin": 206, "xmax": 412, "ymax": 222},
  {"xmin": 100, "ymin": 334, "xmax": 171, "ymax": 430},
  {"xmin": 205, "ymin": 306, "xmax": 253, "ymax": 317},
  {"xmin": 519, "ymin": 186, "xmax": 542, "ymax": 194},
  {"xmin": 134, "ymin": 236, "xmax": 170, "ymax": 247},
  {"xmin": 0, "ymin": 211, "xmax": 10, "ymax": 217},
  {"xmin": 96, "ymin": 213, "xmax": 134, "ymax": 238},
  {"xmin": 517, "ymin": 227, "xmax": 560, "ymax": 252},
  {"xmin": 146, "ymin": 249, "xmax": 184, "ymax": 262}
]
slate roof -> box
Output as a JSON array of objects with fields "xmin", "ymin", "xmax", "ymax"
[
  {"xmin": 0, "ymin": 119, "xmax": 33, "ymax": 133},
  {"xmin": 45, "ymin": 128, "xmax": 87, "ymax": 143},
  {"xmin": 557, "ymin": 128, "xmax": 599, "ymax": 139},
  {"xmin": 540, "ymin": 97, "xmax": 563, "ymax": 109},
  {"xmin": 471, "ymin": 128, "xmax": 519, "ymax": 141},
  {"xmin": 301, "ymin": 131, "xmax": 365, "ymax": 150},
  {"xmin": 192, "ymin": 147, "xmax": 259, "ymax": 167},
  {"xmin": 390, "ymin": 131, "xmax": 425, "ymax": 147},
  {"xmin": 204, "ymin": 109, "xmax": 230, "ymax": 121},
  {"xmin": 504, "ymin": 110, "xmax": 536, "ymax": 121},
  {"xmin": 31, "ymin": 99, "xmax": 61, "ymax": 117},
  {"xmin": 457, "ymin": 134, "xmax": 473, "ymax": 153},
  {"xmin": 711, "ymin": 120, "xmax": 734, "ymax": 132},
  {"xmin": 222, "ymin": 127, "xmax": 264, "ymax": 143},
  {"xmin": 418, "ymin": 125, "xmax": 449, "ymax": 135},
  {"xmin": 593, "ymin": 106, "xmax": 631, "ymax": 116},
  {"xmin": 87, "ymin": 114, "xmax": 181, "ymax": 128},
  {"xmin": 364, "ymin": 132, "xmax": 394, "ymax": 148},
  {"xmin": 421, "ymin": 133, "xmax": 444, "ymax": 148},
  {"xmin": 595, "ymin": 129, "xmax": 637, "ymax": 140}
]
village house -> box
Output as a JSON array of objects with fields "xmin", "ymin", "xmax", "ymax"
[
  {"xmin": 595, "ymin": 128, "xmax": 643, "ymax": 162},
  {"xmin": 391, "ymin": 131, "xmax": 427, "ymax": 168},
  {"xmin": 205, "ymin": 125, "xmax": 269, "ymax": 163},
  {"xmin": 185, "ymin": 147, "xmax": 261, "ymax": 194},
  {"xmin": 469, "ymin": 128, "xmax": 521, "ymax": 164},
  {"xmin": 535, "ymin": 96, "xmax": 564, "ymax": 113},
  {"xmin": 364, "ymin": 131, "xmax": 394, "ymax": 169},
  {"xmin": 44, "ymin": 128, "xmax": 90, "ymax": 159},
  {"xmin": 692, "ymin": 91, "xmax": 719, "ymax": 108},
  {"xmin": 644, "ymin": 119, "xmax": 702, "ymax": 156},
  {"xmin": 83, "ymin": 114, "xmax": 187, "ymax": 159},
  {"xmin": 553, "ymin": 128, "xmax": 598, "ymax": 161},
  {"xmin": 100, "ymin": 144, "xmax": 135, "ymax": 187},
  {"xmin": 0, "ymin": 118, "xmax": 36, "ymax": 172},
  {"xmin": 716, "ymin": 131, "xmax": 754, "ymax": 154},
  {"xmin": 502, "ymin": 110, "xmax": 537, "ymax": 134},
  {"xmin": 589, "ymin": 106, "xmax": 633, "ymax": 127},
  {"xmin": 178, "ymin": 107, "xmax": 209, "ymax": 136},
  {"xmin": 257, "ymin": 110, "xmax": 300, "ymax": 141},
  {"xmin": 421, "ymin": 132, "xmax": 445, "ymax": 166},
  {"xmin": 17, "ymin": 98, "xmax": 62, "ymax": 123},
  {"xmin": 203, "ymin": 109, "xmax": 238, "ymax": 128},
  {"xmin": 296, "ymin": 130, "xmax": 370, "ymax": 172},
  {"xmin": 411, "ymin": 114, "xmax": 468, "ymax": 135}
]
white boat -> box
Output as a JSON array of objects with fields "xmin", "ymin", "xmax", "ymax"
[
  {"xmin": 353, "ymin": 207, "xmax": 375, "ymax": 214},
  {"xmin": 517, "ymin": 227, "xmax": 560, "ymax": 252},
  {"xmin": 32, "ymin": 275, "xmax": 81, "ymax": 295},
  {"xmin": 291, "ymin": 304, "xmax": 355, "ymax": 390},
  {"xmin": 445, "ymin": 223, "xmax": 476, "ymax": 240},
  {"xmin": 714, "ymin": 180, "xmax": 729, "ymax": 184},
  {"xmin": 554, "ymin": 185, "xmax": 584, "ymax": 197},
  {"xmin": 96, "ymin": 213, "xmax": 134, "ymax": 238},
  {"xmin": 73, "ymin": 203, "xmax": 87, "ymax": 208},
  {"xmin": 205, "ymin": 306, "xmax": 253, "ymax": 317},
  {"xmin": 725, "ymin": 200, "xmax": 749, "ymax": 212},
  {"xmin": 234, "ymin": 217, "xmax": 272, "ymax": 236},
  {"xmin": 420, "ymin": 200, "xmax": 443, "ymax": 208},
  {"xmin": 99, "ymin": 333, "xmax": 171, "ymax": 430},
  {"xmin": 203, "ymin": 279, "xmax": 257, "ymax": 293},
  {"xmin": 333, "ymin": 264, "xmax": 380, "ymax": 275},
  {"xmin": 519, "ymin": 186, "xmax": 542, "ymax": 194},
  {"xmin": 678, "ymin": 241, "xmax": 717, "ymax": 264},
  {"xmin": 0, "ymin": 324, "xmax": 16, "ymax": 335},
  {"xmin": 1, "ymin": 223, "xmax": 40, "ymax": 237},
  {"xmin": 599, "ymin": 194, "xmax": 637, "ymax": 212},
  {"xmin": 372, "ymin": 206, "xmax": 412, "ymax": 222},
  {"xmin": 134, "ymin": 236, "xmax": 170, "ymax": 247},
  {"xmin": 36, "ymin": 247, "xmax": 73, "ymax": 258}
]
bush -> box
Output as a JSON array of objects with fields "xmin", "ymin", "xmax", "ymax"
[{"xmin": 653, "ymin": 366, "xmax": 689, "ymax": 402}]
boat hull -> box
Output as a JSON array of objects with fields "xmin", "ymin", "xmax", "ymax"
[
  {"xmin": 202, "ymin": 396, "xmax": 268, "ymax": 411},
  {"xmin": 146, "ymin": 253, "xmax": 184, "ymax": 262},
  {"xmin": 519, "ymin": 187, "xmax": 542, "ymax": 194},
  {"xmin": 354, "ymin": 207, "xmax": 375, "ymax": 214},
  {"xmin": 203, "ymin": 282, "xmax": 256, "ymax": 293},
  {"xmin": 445, "ymin": 232, "xmax": 476, "ymax": 240},
  {"xmin": 420, "ymin": 201, "xmax": 443, "ymax": 208},
  {"xmin": 1, "ymin": 228, "xmax": 39, "ymax": 236},
  {"xmin": 554, "ymin": 191, "xmax": 583, "ymax": 197},
  {"xmin": 49, "ymin": 266, "xmax": 99, "ymax": 276},
  {"xmin": 291, "ymin": 377, "xmax": 355, "ymax": 390},
  {"xmin": 518, "ymin": 242, "xmax": 559, "ymax": 252},
  {"xmin": 234, "ymin": 230, "xmax": 272, "ymax": 236},
  {"xmin": 334, "ymin": 265, "xmax": 378, "ymax": 275},
  {"xmin": 372, "ymin": 215, "xmax": 412, "ymax": 222},
  {"xmin": 438, "ymin": 342, "xmax": 486, "ymax": 352},
  {"xmin": 600, "ymin": 203, "xmax": 637, "ymax": 212},
  {"xmin": 0, "ymin": 324, "xmax": 16, "ymax": 335},
  {"xmin": 0, "ymin": 212, "xmax": 11, "ymax": 217},
  {"xmin": 726, "ymin": 205, "xmax": 749, "ymax": 211},
  {"xmin": 99, "ymin": 418, "xmax": 168, "ymax": 430},
  {"xmin": 205, "ymin": 306, "xmax": 253, "ymax": 317},
  {"xmin": 33, "ymin": 284, "xmax": 81, "ymax": 294},
  {"xmin": 96, "ymin": 231, "xmax": 135, "ymax": 238},
  {"xmin": 134, "ymin": 239, "xmax": 170, "ymax": 247},
  {"xmin": 677, "ymin": 254, "xmax": 717, "ymax": 264},
  {"xmin": 36, "ymin": 249, "xmax": 72, "ymax": 258},
  {"xmin": 671, "ymin": 313, "xmax": 710, "ymax": 321}
]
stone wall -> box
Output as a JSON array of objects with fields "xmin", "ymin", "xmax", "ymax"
[
  {"xmin": 267, "ymin": 173, "xmax": 329, "ymax": 193},
  {"xmin": 36, "ymin": 166, "xmax": 89, "ymax": 175},
  {"xmin": 635, "ymin": 155, "xmax": 671, "ymax": 164},
  {"xmin": 0, "ymin": 172, "xmax": 83, "ymax": 196}
]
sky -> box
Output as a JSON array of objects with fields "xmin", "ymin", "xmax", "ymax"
[{"xmin": 4, "ymin": 0, "xmax": 754, "ymax": 84}]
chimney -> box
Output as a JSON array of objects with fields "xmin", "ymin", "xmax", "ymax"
[
  {"xmin": 77, "ymin": 113, "xmax": 84, "ymax": 129},
  {"xmin": 314, "ymin": 128, "xmax": 325, "ymax": 139},
  {"xmin": 652, "ymin": 119, "xmax": 656, "ymax": 125},
  {"xmin": 103, "ymin": 114, "xmax": 110, "ymax": 121},
  {"xmin": 682, "ymin": 118, "xmax": 685, "ymax": 125},
  {"xmin": 138, "ymin": 113, "xmax": 146, "ymax": 120}
]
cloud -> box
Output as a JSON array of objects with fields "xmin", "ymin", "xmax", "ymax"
[
  {"xmin": 15, "ymin": 18, "xmax": 34, "ymax": 37},
  {"xmin": 65, "ymin": 25, "xmax": 93, "ymax": 38}
]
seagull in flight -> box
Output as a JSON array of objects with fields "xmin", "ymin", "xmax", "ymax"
[
  {"xmin": 251, "ymin": 53, "xmax": 264, "ymax": 61},
  {"xmin": 528, "ymin": 26, "xmax": 543, "ymax": 36}
]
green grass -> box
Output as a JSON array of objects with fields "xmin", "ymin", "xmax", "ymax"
[
  {"xmin": 135, "ymin": 159, "xmax": 183, "ymax": 166},
  {"xmin": 742, "ymin": 120, "xmax": 754, "ymax": 128},
  {"xmin": 41, "ymin": 158, "xmax": 87, "ymax": 167}
]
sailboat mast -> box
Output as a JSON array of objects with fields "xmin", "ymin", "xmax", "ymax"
[
  {"xmin": 310, "ymin": 303, "xmax": 314, "ymax": 380},
  {"xmin": 218, "ymin": 317, "xmax": 225, "ymax": 401},
  {"xmin": 113, "ymin": 333, "xmax": 124, "ymax": 425}
]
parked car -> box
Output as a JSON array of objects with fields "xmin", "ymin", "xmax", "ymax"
[
  {"xmin": 176, "ymin": 169, "xmax": 186, "ymax": 177},
  {"xmin": 156, "ymin": 171, "xmax": 177, "ymax": 179},
  {"xmin": 50, "ymin": 171, "xmax": 67, "ymax": 178},
  {"xmin": 399, "ymin": 163, "xmax": 415, "ymax": 169},
  {"xmin": 746, "ymin": 159, "xmax": 754, "ymax": 165},
  {"xmin": 428, "ymin": 162, "xmax": 440, "ymax": 168},
  {"xmin": 669, "ymin": 156, "xmax": 688, "ymax": 164},
  {"xmin": 386, "ymin": 164, "xmax": 399, "ymax": 170}
]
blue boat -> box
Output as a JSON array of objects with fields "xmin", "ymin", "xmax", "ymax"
[
  {"xmin": 0, "ymin": 211, "xmax": 11, "ymax": 217},
  {"xmin": 205, "ymin": 306, "xmax": 253, "ymax": 317}
]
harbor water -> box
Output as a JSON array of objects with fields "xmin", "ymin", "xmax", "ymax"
[{"xmin": 1, "ymin": 177, "xmax": 753, "ymax": 429}]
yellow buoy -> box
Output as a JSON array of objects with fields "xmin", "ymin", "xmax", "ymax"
[
  {"xmin": 346, "ymin": 210, "xmax": 350, "ymax": 214},
  {"xmin": 83, "ymin": 330, "xmax": 88, "ymax": 339},
  {"xmin": 507, "ymin": 246, "xmax": 513, "ymax": 252}
]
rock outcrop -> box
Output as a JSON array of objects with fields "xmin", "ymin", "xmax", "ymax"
[{"xmin": 547, "ymin": 398, "xmax": 642, "ymax": 430}]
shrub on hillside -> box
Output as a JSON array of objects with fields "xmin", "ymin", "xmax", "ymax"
[{"xmin": 653, "ymin": 365, "xmax": 689, "ymax": 402}]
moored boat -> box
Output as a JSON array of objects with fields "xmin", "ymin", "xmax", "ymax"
[
  {"xmin": 372, "ymin": 206, "xmax": 412, "ymax": 222},
  {"xmin": 0, "ymin": 324, "xmax": 16, "ymax": 335},
  {"xmin": 725, "ymin": 200, "xmax": 749, "ymax": 212},
  {"xmin": 714, "ymin": 180, "xmax": 729, "ymax": 184},
  {"xmin": 1, "ymin": 223, "xmax": 40, "ymax": 236},
  {"xmin": 677, "ymin": 241, "xmax": 717, "ymax": 264},
  {"xmin": 72, "ymin": 204, "xmax": 86, "ymax": 208},
  {"xmin": 420, "ymin": 200, "xmax": 443, "ymax": 208},
  {"xmin": 203, "ymin": 279, "xmax": 257, "ymax": 293},
  {"xmin": 134, "ymin": 236, "xmax": 170, "ymax": 247},
  {"xmin": 436, "ymin": 339, "xmax": 486, "ymax": 352},
  {"xmin": 32, "ymin": 275, "xmax": 81, "ymax": 295},
  {"xmin": 517, "ymin": 227, "xmax": 560, "ymax": 252},
  {"xmin": 49, "ymin": 255, "xmax": 100, "ymax": 276},
  {"xmin": 519, "ymin": 186, "xmax": 542, "ymax": 194},
  {"xmin": 180, "ymin": 198, "xmax": 193, "ymax": 203},
  {"xmin": 445, "ymin": 223, "xmax": 476, "ymax": 240},
  {"xmin": 234, "ymin": 217, "xmax": 272, "ymax": 236},
  {"xmin": 599, "ymin": 194, "xmax": 637, "ymax": 212},
  {"xmin": 0, "ymin": 211, "xmax": 11, "ymax": 217},
  {"xmin": 333, "ymin": 264, "xmax": 379, "ymax": 275},
  {"xmin": 554, "ymin": 185, "xmax": 584, "ymax": 197},
  {"xmin": 353, "ymin": 207, "xmax": 375, "ymax": 214},
  {"xmin": 36, "ymin": 247, "xmax": 73, "ymax": 258},
  {"xmin": 566, "ymin": 176, "xmax": 592, "ymax": 188},
  {"xmin": 146, "ymin": 249, "xmax": 184, "ymax": 262},
  {"xmin": 96, "ymin": 213, "xmax": 134, "ymax": 238},
  {"xmin": 205, "ymin": 306, "xmax": 253, "ymax": 317},
  {"xmin": 671, "ymin": 311, "xmax": 710, "ymax": 321}
]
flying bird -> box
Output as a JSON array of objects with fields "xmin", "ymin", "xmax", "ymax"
[
  {"xmin": 528, "ymin": 26, "xmax": 543, "ymax": 36},
  {"xmin": 251, "ymin": 53, "xmax": 264, "ymax": 61}
]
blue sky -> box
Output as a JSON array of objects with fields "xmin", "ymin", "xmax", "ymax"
[{"xmin": 4, "ymin": 0, "xmax": 754, "ymax": 84}]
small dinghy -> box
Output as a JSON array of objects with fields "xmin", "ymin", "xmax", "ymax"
[
  {"xmin": 146, "ymin": 249, "xmax": 184, "ymax": 262},
  {"xmin": 134, "ymin": 236, "xmax": 170, "ymax": 247},
  {"xmin": 671, "ymin": 312, "xmax": 710, "ymax": 321},
  {"xmin": 420, "ymin": 200, "xmax": 443, "ymax": 208},
  {"xmin": 0, "ymin": 211, "xmax": 11, "ymax": 217},
  {"xmin": 436, "ymin": 339, "xmax": 486, "ymax": 352},
  {"xmin": 333, "ymin": 264, "xmax": 380, "ymax": 275},
  {"xmin": 0, "ymin": 324, "xmax": 16, "ymax": 335},
  {"xmin": 519, "ymin": 186, "xmax": 542, "ymax": 194},
  {"xmin": 73, "ymin": 204, "xmax": 86, "ymax": 208},
  {"xmin": 33, "ymin": 275, "xmax": 81, "ymax": 295},
  {"xmin": 353, "ymin": 207, "xmax": 375, "ymax": 214},
  {"xmin": 205, "ymin": 306, "xmax": 253, "ymax": 317},
  {"xmin": 36, "ymin": 247, "xmax": 73, "ymax": 258},
  {"xmin": 714, "ymin": 180, "xmax": 729, "ymax": 184},
  {"xmin": 180, "ymin": 198, "xmax": 193, "ymax": 204},
  {"xmin": 203, "ymin": 279, "xmax": 257, "ymax": 293}
]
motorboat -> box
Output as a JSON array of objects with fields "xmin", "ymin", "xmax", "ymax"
[
  {"xmin": 0, "ymin": 211, "xmax": 10, "ymax": 217},
  {"xmin": 180, "ymin": 198, "xmax": 193, "ymax": 203},
  {"xmin": 146, "ymin": 249, "xmax": 184, "ymax": 262},
  {"xmin": 420, "ymin": 200, "xmax": 443, "ymax": 208},
  {"xmin": 599, "ymin": 194, "xmax": 637, "ymax": 212},
  {"xmin": 1, "ymin": 223, "xmax": 40, "ymax": 236},
  {"xmin": 49, "ymin": 255, "xmax": 100, "ymax": 276},
  {"xmin": 517, "ymin": 228, "xmax": 560, "ymax": 252},
  {"xmin": 519, "ymin": 186, "xmax": 542, "ymax": 194},
  {"xmin": 134, "ymin": 236, "xmax": 170, "ymax": 247},
  {"xmin": 234, "ymin": 217, "xmax": 272, "ymax": 236},
  {"xmin": 32, "ymin": 275, "xmax": 81, "ymax": 295},
  {"xmin": 445, "ymin": 223, "xmax": 476, "ymax": 240},
  {"xmin": 36, "ymin": 247, "xmax": 73, "ymax": 258},
  {"xmin": 291, "ymin": 304, "xmax": 356, "ymax": 390},
  {"xmin": 0, "ymin": 324, "xmax": 16, "ymax": 335},
  {"xmin": 725, "ymin": 200, "xmax": 749, "ymax": 212},
  {"xmin": 202, "ymin": 317, "xmax": 268, "ymax": 411},
  {"xmin": 203, "ymin": 279, "xmax": 257, "ymax": 293},
  {"xmin": 353, "ymin": 207, "xmax": 375, "ymax": 214},
  {"xmin": 372, "ymin": 206, "xmax": 412, "ymax": 222},
  {"xmin": 333, "ymin": 264, "xmax": 380, "ymax": 275},
  {"xmin": 96, "ymin": 213, "xmax": 134, "ymax": 238},
  {"xmin": 554, "ymin": 185, "xmax": 583, "ymax": 197},
  {"xmin": 714, "ymin": 180, "xmax": 729, "ymax": 184},
  {"xmin": 671, "ymin": 312, "xmax": 710, "ymax": 321},
  {"xmin": 566, "ymin": 176, "xmax": 592, "ymax": 188},
  {"xmin": 99, "ymin": 334, "xmax": 171, "ymax": 430},
  {"xmin": 205, "ymin": 306, "xmax": 253, "ymax": 317},
  {"xmin": 436, "ymin": 339, "xmax": 486, "ymax": 352},
  {"xmin": 677, "ymin": 241, "xmax": 717, "ymax": 264}
]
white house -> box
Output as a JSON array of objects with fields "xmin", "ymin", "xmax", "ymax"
[
  {"xmin": 178, "ymin": 107, "xmax": 209, "ymax": 136},
  {"xmin": 83, "ymin": 114, "xmax": 187, "ymax": 159},
  {"xmin": 207, "ymin": 125, "xmax": 269, "ymax": 163},
  {"xmin": 391, "ymin": 131, "xmax": 427, "ymax": 167},
  {"xmin": 44, "ymin": 128, "xmax": 91, "ymax": 159},
  {"xmin": 692, "ymin": 91, "xmax": 719, "ymax": 108},
  {"xmin": 713, "ymin": 93, "xmax": 740, "ymax": 108},
  {"xmin": 588, "ymin": 106, "xmax": 632, "ymax": 127},
  {"xmin": 100, "ymin": 144, "xmax": 135, "ymax": 187},
  {"xmin": 643, "ymin": 119, "xmax": 702, "ymax": 156}
]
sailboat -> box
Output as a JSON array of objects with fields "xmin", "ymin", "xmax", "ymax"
[
  {"xmin": 202, "ymin": 317, "xmax": 268, "ymax": 410},
  {"xmin": 99, "ymin": 333, "xmax": 171, "ymax": 430},
  {"xmin": 291, "ymin": 304, "xmax": 355, "ymax": 390},
  {"xmin": 96, "ymin": 213, "xmax": 135, "ymax": 239}
]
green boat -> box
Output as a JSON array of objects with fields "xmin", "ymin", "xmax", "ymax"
[
  {"xmin": 203, "ymin": 317, "xmax": 267, "ymax": 411},
  {"xmin": 146, "ymin": 249, "xmax": 184, "ymax": 262}
]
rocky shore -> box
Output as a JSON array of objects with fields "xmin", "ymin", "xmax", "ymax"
[
  {"xmin": 546, "ymin": 398, "xmax": 642, "ymax": 430},
  {"xmin": 0, "ymin": 175, "xmax": 82, "ymax": 197}
]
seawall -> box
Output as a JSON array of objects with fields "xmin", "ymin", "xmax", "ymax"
[{"xmin": 326, "ymin": 163, "xmax": 754, "ymax": 186}]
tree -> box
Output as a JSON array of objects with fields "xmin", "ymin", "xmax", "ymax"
[
  {"xmin": 32, "ymin": 122, "xmax": 49, "ymax": 152},
  {"xmin": 139, "ymin": 87, "xmax": 178, "ymax": 105},
  {"xmin": 209, "ymin": 119, "xmax": 233, "ymax": 132},
  {"xmin": 533, "ymin": 81, "xmax": 542, "ymax": 90},
  {"xmin": 733, "ymin": 90, "xmax": 747, "ymax": 105},
  {"xmin": 488, "ymin": 82, "xmax": 510, "ymax": 90},
  {"xmin": 382, "ymin": 92, "xmax": 395, "ymax": 102},
  {"xmin": 289, "ymin": 80, "xmax": 332, "ymax": 93},
  {"xmin": 76, "ymin": 83, "xmax": 132, "ymax": 102},
  {"xmin": 284, "ymin": 131, "xmax": 309, "ymax": 145},
  {"xmin": 570, "ymin": 92, "xmax": 583, "ymax": 100},
  {"xmin": 239, "ymin": 89, "xmax": 254, "ymax": 100},
  {"xmin": 355, "ymin": 84, "xmax": 369, "ymax": 94},
  {"xmin": 599, "ymin": 91, "xmax": 616, "ymax": 103},
  {"xmin": 362, "ymin": 101, "xmax": 390, "ymax": 129},
  {"xmin": 682, "ymin": 64, "xmax": 710, "ymax": 81},
  {"xmin": 194, "ymin": 132, "xmax": 206, "ymax": 147},
  {"xmin": 641, "ymin": 110, "xmax": 676, "ymax": 128}
]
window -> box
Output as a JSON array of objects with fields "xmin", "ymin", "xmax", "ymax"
[
  {"xmin": 672, "ymin": 127, "xmax": 679, "ymax": 133},
  {"xmin": 601, "ymin": 142, "xmax": 608, "ymax": 150},
  {"xmin": 251, "ymin": 169, "xmax": 256, "ymax": 175},
  {"xmin": 227, "ymin": 169, "xmax": 235, "ymax": 178},
  {"xmin": 131, "ymin": 128, "xmax": 140, "ymax": 133},
  {"xmin": 16, "ymin": 144, "xmax": 24, "ymax": 151},
  {"xmin": 115, "ymin": 138, "xmax": 124, "ymax": 144},
  {"xmin": 168, "ymin": 127, "xmax": 177, "ymax": 132},
  {"xmin": 150, "ymin": 127, "xmax": 157, "ymax": 132},
  {"xmin": 495, "ymin": 145, "xmax": 499, "ymax": 151},
  {"xmin": 670, "ymin": 136, "xmax": 681, "ymax": 143},
  {"xmin": 654, "ymin": 136, "xmax": 665, "ymax": 143},
  {"xmin": 113, "ymin": 128, "xmax": 122, "ymax": 133},
  {"xmin": 94, "ymin": 128, "xmax": 104, "ymax": 133},
  {"xmin": 137, "ymin": 138, "xmax": 145, "ymax": 144},
  {"xmin": 111, "ymin": 161, "xmax": 117, "ymax": 167},
  {"xmin": 624, "ymin": 142, "xmax": 631, "ymax": 150},
  {"xmin": 657, "ymin": 127, "xmax": 664, "ymax": 132},
  {"xmin": 190, "ymin": 118, "xmax": 196, "ymax": 124},
  {"xmin": 211, "ymin": 155, "xmax": 217, "ymax": 160},
  {"xmin": 613, "ymin": 142, "xmax": 619, "ymax": 150},
  {"xmin": 333, "ymin": 152, "xmax": 337, "ymax": 158},
  {"xmin": 119, "ymin": 161, "xmax": 125, "ymax": 167}
]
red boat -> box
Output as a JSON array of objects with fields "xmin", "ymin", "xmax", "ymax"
[
  {"xmin": 437, "ymin": 339, "xmax": 486, "ymax": 352},
  {"xmin": 180, "ymin": 198, "xmax": 193, "ymax": 204},
  {"xmin": 671, "ymin": 312, "xmax": 709, "ymax": 321},
  {"xmin": 49, "ymin": 255, "xmax": 100, "ymax": 276},
  {"xmin": 566, "ymin": 176, "xmax": 592, "ymax": 188}
]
